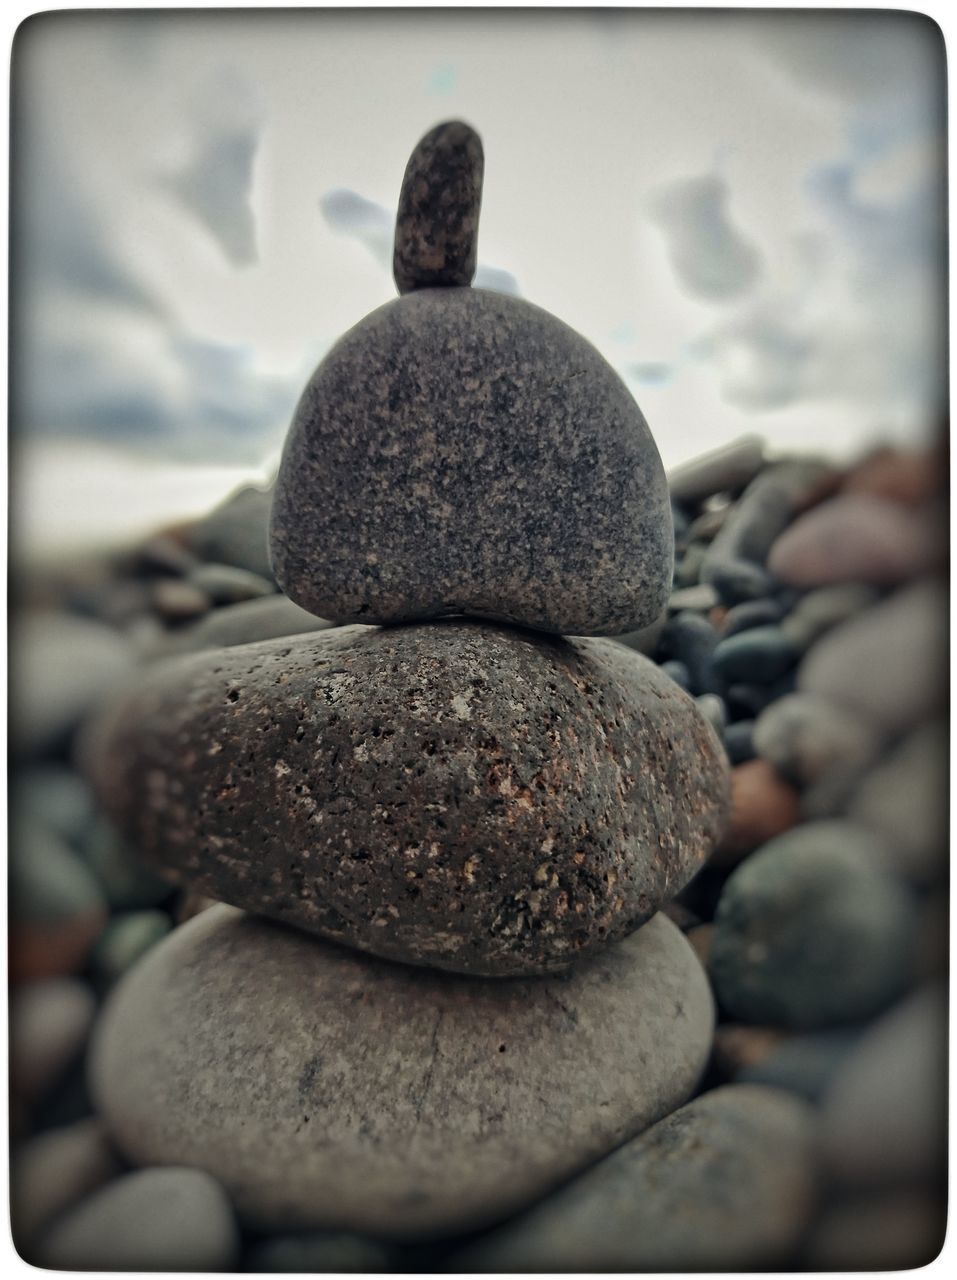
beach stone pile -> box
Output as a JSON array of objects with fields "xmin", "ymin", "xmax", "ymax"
[{"xmin": 7, "ymin": 122, "xmax": 945, "ymax": 1272}]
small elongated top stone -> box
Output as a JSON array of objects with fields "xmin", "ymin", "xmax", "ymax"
[{"xmin": 393, "ymin": 120, "xmax": 483, "ymax": 293}]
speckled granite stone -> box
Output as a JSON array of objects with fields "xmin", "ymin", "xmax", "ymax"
[
  {"xmin": 393, "ymin": 121, "xmax": 483, "ymax": 293},
  {"xmin": 270, "ymin": 286, "xmax": 673, "ymax": 635},
  {"xmin": 83, "ymin": 621, "xmax": 728, "ymax": 977},
  {"xmin": 89, "ymin": 906, "xmax": 714, "ymax": 1237}
]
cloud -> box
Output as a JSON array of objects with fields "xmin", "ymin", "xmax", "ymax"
[
  {"xmin": 649, "ymin": 172, "xmax": 763, "ymax": 302},
  {"xmin": 319, "ymin": 186, "xmax": 521, "ymax": 295},
  {"xmin": 161, "ymin": 69, "xmax": 262, "ymax": 267}
]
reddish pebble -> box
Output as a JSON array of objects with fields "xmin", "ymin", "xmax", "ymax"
[
  {"xmin": 843, "ymin": 445, "xmax": 945, "ymax": 506},
  {"xmin": 713, "ymin": 759, "xmax": 800, "ymax": 866}
]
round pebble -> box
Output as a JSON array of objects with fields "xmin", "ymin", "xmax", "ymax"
[
  {"xmin": 753, "ymin": 692, "xmax": 878, "ymax": 787},
  {"xmin": 10, "ymin": 978, "xmax": 96, "ymax": 1103},
  {"xmin": 34, "ymin": 1167, "xmax": 239, "ymax": 1271},
  {"xmin": 187, "ymin": 482, "xmax": 275, "ymax": 580},
  {"xmin": 710, "ymin": 821, "xmax": 919, "ymax": 1028},
  {"xmin": 453, "ymin": 1085, "xmax": 818, "ymax": 1272},
  {"xmin": 11, "ymin": 1118, "xmax": 121, "ymax": 1248},
  {"xmin": 713, "ymin": 759, "xmax": 800, "ymax": 866},
  {"xmin": 780, "ymin": 582, "xmax": 879, "ymax": 652},
  {"xmin": 91, "ymin": 906, "xmax": 714, "ymax": 1238},
  {"xmin": 712, "ymin": 626, "xmax": 798, "ymax": 684}
]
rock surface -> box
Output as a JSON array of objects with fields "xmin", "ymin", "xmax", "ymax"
[
  {"xmin": 85, "ymin": 621, "xmax": 729, "ymax": 976},
  {"xmin": 709, "ymin": 822, "xmax": 918, "ymax": 1028},
  {"xmin": 90, "ymin": 906, "xmax": 714, "ymax": 1238},
  {"xmin": 33, "ymin": 1167, "xmax": 239, "ymax": 1271},
  {"xmin": 393, "ymin": 120, "xmax": 483, "ymax": 293},
  {"xmin": 270, "ymin": 288, "xmax": 673, "ymax": 635},
  {"xmin": 454, "ymin": 1085, "xmax": 818, "ymax": 1272}
]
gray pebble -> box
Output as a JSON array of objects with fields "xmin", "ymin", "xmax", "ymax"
[
  {"xmin": 696, "ymin": 693, "xmax": 727, "ymax": 735},
  {"xmin": 270, "ymin": 287, "xmax": 673, "ymax": 635},
  {"xmin": 34, "ymin": 1167, "xmax": 239, "ymax": 1271},
  {"xmin": 712, "ymin": 625, "xmax": 798, "ymax": 684},
  {"xmin": 11, "ymin": 1118, "xmax": 121, "ymax": 1248},
  {"xmin": 667, "ymin": 434, "xmax": 766, "ymax": 505},
  {"xmin": 780, "ymin": 582, "xmax": 880, "ymax": 652},
  {"xmin": 669, "ymin": 582, "xmax": 719, "ymax": 612},
  {"xmin": 723, "ymin": 719, "xmax": 756, "ymax": 765},
  {"xmin": 709, "ymin": 821, "xmax": 919, "ymax": 1029},
  {"xmin": 188, "ymin": 562, "xmax": 276, "ymax": 605},
  {"xmin": 14, "ymin": 766, "xmax": 95, "ymax": 846},
  {"xmin": 160, "ymin": 594, "xmax": 332, "ymax": 655},
  {"xmin": 90, "ymin": 906, "xmax": 714, "ymax": 1238},
  {"xmin": 91, "ymin": 910, "xmax": 172, "ymax": 988},
  {"xmin": 188, "ymin": 483, "xmax": 275, "ymax": 580},
  {"xmin": 80, "ymin": 817, "xmax": 171, "ymax": 909},
  {"xmin": 453, "ymin": 1085, "xmax": 818, "ymax": 1272},
  {"xmin": 753, "ymin": 693, "xmax": 878, "ymax": 787},
  {"xmin": 10, "ymin": 978, "xmax": 96, "ymax": 1103},
  {"xmin": 722, "ymin": 597, "xmax": 785, "ymax": 637},
  {"xmin": 245, "ymin": 1233, "xmax": 393, "ymax": 1273},
  {"xmin": 740, "ymin": 1029, "xmax": 860, "ymax": 1103}
]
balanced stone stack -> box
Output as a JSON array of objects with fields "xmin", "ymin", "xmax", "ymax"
[{"xmin": 81, "ymin": 123, "xmax": 730, "ymax": 1246}]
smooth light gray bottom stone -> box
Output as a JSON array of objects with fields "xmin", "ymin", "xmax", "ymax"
[
  {"xmin": 454, "ymin": 1084, "xmax": 818, "ymax": 1272},
  {"xmin": 33, "ymin": 1166, "xmax": 239, "ymax": 1271},
  {"xmin": 90, "ymin": 906, "xmax": 713, "ymax": 1239},
  {"xmin": 11, "ymin": 1117, "xmax": 121, "ymax": 1247}
]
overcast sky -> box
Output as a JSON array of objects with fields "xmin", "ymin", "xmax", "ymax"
[{"xmin": 10, "ymin": 9, "xmax": 946, "ymax": 556}]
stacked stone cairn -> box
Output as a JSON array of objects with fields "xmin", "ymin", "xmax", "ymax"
[{"xmin": 12, "ymin": 122, "xmax": 945, "ymax": 1271}]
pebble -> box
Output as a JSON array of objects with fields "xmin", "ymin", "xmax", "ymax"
[
  {"xmin": 85, "ymin": 622, "xmax": 729, "ymax": 977},
  {"xmin": 657, "ymin": 610, "xmax": 722, "ymax": 695},
  {"xmin": 798, "ymin": 580, "xmax": 946, "ymax": 736},
  {"xmin": 695, "ymin": 693, "xmax": 727, "ymax": 734},
  {"xmin": 453, "ymin": 1085, "xmax": 817, "ymax": 1272},
  {"xmin": 10, "ymin": 612, "xmax": 135, "ymax": 758},
  {"xmin": 686, "ymin": 503, "xmax": 732, "ymax": 543},
  {"xmin": 711, "ymin": 1024, "xmax": 790, "ymax": 1078},
  {"xmin": 161, "ymin": 593, "xmax": 332, "ymax": 655},
  {"xmin": 779, "ymin": 582, "xmax": 879, "ymax": 652},
  {"xmin": 821, "ymin": 985, "xmax": 946, "ymax": 1188},
  {"xmin": 91, "ymin": 910, "xmax": 172, "ymax": 988},
  {"xmin": 738, "ymin": 1029, "xmax": 859, "ymax": 1102},
  {"xmin": 768, "ymin": 493, "xmax": 939, "ymax": 587},
  {"xmin": 845, "ymin": 722, "xmax": 947, "ymax": 883},
  {"xmin": 245, "ymin": 1234, "xmax": 393, "ymax": 1273},
  {"xmin": 10, "ymin": 978, "xmax": 96, "ymax": 1103},
  {"xmin": 843, "ymin": 444, "xmax": 943, "ymax": 506},
  {"xmin": 188, "ymin": 483, "xmax": 275, "ymax": 580},
  {"xmin": 659, "ymin": 658, "xmax": 691, "ymax": 690},
  {"xmin": 9, "ymin": 817, "xmax": 108, "ymax": 982},
  {"xmin": 668, "ymin": 583, "xmax": 719, "ymax": 612},
  {"xmin": 80, "ymin": 817, "xmax": 172, "ymax": 909},
  {"xmin": 91, "ymin": 906, "xmax": 714, "ymax": 1238},
  {"xmin": 805, "ymin": 1187, "xmax": 946, "ymax": 1270},
  {"xmin": 132, "ymin": 532, "xmax": 199, "ymax": 577},
  {"xmin": 11, "ymin": 1118, "xmax": 121, "ymax": 1248},
  {"xmin": 667, "ymin": 434, "xmax": 766, "ymax": 505},
  {"xmin": 722, "ymin": 597, "xmax": 784, "ymax": 637},
  {"xmin": 725, "ymin": 681, "xmax": 777, "ymax": 720},
  {"xmin": 393, "ymin": 120, "xmax": 483, "ymax": 293},
  {"xmin": 700, "ymin": 459, "xmax": 836, "ymax": 604},
  {"xmin": 150, "ymin": 577, "xmax": 211, "ymax": 622},
  {"xmin": 673, "ymin": 541, "xmax": 706, "ymax": 586},
  {"xmin": 270, "ymin": 286, "xmax": 674, "ymax": 635},
  {"xmin": 34, "ymin": 1167, "xmax": 240, "ymax": 1271},
  {"xmin": 606, "ymin": 610, "xmax": 665, "ymax": 656},
  {"xmin": 710, "ymin": 821, "xmax": 919, "ymax": 1028},
  {"xmin": 723, "ymin": 719, "xmax": 756, "ymax": 764},
  {"xmin": 752, "ymin": 693, "xmax": 878, "ymax": 787},
  {"xmin": 713, "ymin": 759, "xmax": 800, "ymax": 866},
  {"xmin": 712, "ymin": 626, "xmax": 797, "ymax": 684},
  {"xmin": 188, "ymin": 561, "xmax": 276, "ymax": 605},
  {"xmin": 14, "ymin": 766, "xmax": 95, "ymax": 846}
]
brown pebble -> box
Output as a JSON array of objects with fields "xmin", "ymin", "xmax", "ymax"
[
  {"xmin": 712, "ymin": 1023, "xmax": 790, "ymax": 1079},
  {"xmin": 843, "ymin": 444, "xmax": 946, "ymax": 506},
  {"xmin": 712, "ymin": 759, "xmax": 800, "ymax": 866},
  {"xmin": 10, "ymin": 909, "xmax": 108, "ymax": 984}
]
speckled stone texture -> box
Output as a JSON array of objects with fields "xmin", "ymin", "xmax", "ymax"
[
  {"xmin": 83, "ymin": 621, "xmax": 728, "ymax": 977},
  {"xmin": 89, "ymin": 906, "xmax": 714, "ymax": 1238},
  {"xmin": 454, "ymin": 1085, "xmax": 818, "ymax": 1271},
  {"xmin": 393, "ymin": 121, "xmax": 483, "ymax": 293},
  {"xmin": 270, "ymin": 288, "xmax": 673, "ymax": 635}
]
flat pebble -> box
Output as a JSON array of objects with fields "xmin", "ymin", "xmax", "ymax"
[
  {"xmin": 453, "ymin": 1085, "xmax": 818, "ymax": 1272},
  {"xmin": 668, "ymin": 582, "xmax": 719, "ymax": 612},
  {"xmin": 161, "ymin": 593, "xmax": 332, "ymax": 654},
  {"xmin": 780, "ymin": 582, "xmax": 879, "ymax": 652},
  {"xmin": 10, "ymin": 612, "xmax": 135, "ymax": 758},
  {"xmin": 667, "ymin": 434, "xmax": 766, "ymax": 505},
  {"xmin": 821, "ymin": 985, "xmax": 946, "ymax": 1188},
  {"xmin": 713, "ymin": 625, "xmax": 797, "ymax": 684},
  {"xmin": 11, "ymin": 1118, "xmax": 121, "ymax": 1247},
  {"xmin": 722, "ymin": 597, "xmax": 784, "ymax": 637},
  {"xmin": 188, "ymin": 562, "xmax": 276, "ymax": 604},
  {"xmin": 710, "ymin": 821, "xmax": 919, "ymax": 1028},
  {"xmin": 713, "ymin": 759, "xmax": 800, "ymax": 866},
  {"xmin": 34, "ymin": 1167, "xmax": 239, "ymax": 1271},
  {"xmin": 86, "ymin": 622, "xmax": 729, "ymax": 977},
  {"xmin": 91, "ymin": 906, "xmax": 714, "ymax": 1238},
  {"xmin": 845, "ymin": 722, "xmax": 947, "ymax": 883},
  {"xmin": 151, "ymin": 577, "xmax": 210, "ymax": 622},
  {"xmin": 843, "ymin": 443, "xmax": 944, "ymax": 506},
  {"xmin": 10, "ymin": 978, "xmax": 96, "ymax": 1103},
  {"xmin": 798, "ymin": 580, "xmax": 946, "ymax": 736},
  {"xmin": 753, "ymin": 693, "xmax": 878, "ymax": 787},
  {"xmin": 768, "ymin": 493, "xmax": 939, "ymax": 587}
]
